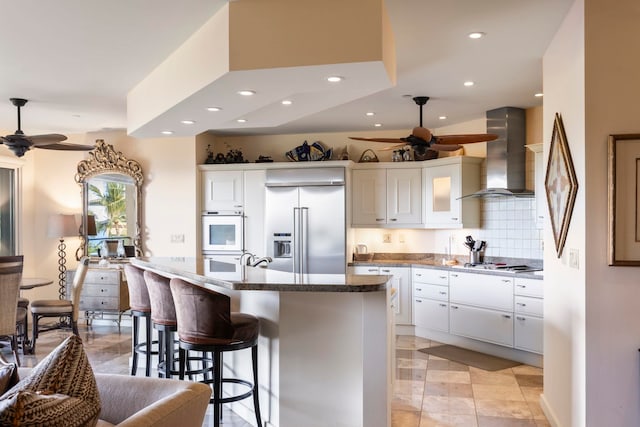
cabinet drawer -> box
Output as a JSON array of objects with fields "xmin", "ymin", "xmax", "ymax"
[
  {"xmin": 515, "ymin": 314, "xmax": 543, "ymax": 354},
  {"xmin": 414, "ymin": 298, "xmax": 449, "ymax": 332},
  {"xmin": 514, "ymin": 278, "xmax": 543, "ymax": 298},
  {"xmin": 84, "ymin": 270, "xmax": 120, "ymax": 284},
  {"xmin": 450, "ymin": 304, "xmax": 513, "ymax": 347},
  {"xmin": 514, "ymin": 296, "xmax": 543, "ymax": 317},
  {"xmin": 414, "ymin": 283, "xmax": 448, "ymax": 301},
  {"xmin": 78, "ymin": 296, "xmax": 119, "ymax": 311},
  {"xmin": 83, "ymin": 284, "xmax": 119, "ymax": 298},
  {"xmin": 449, "ymin": 272, "xmax": 513, "ymax": 311},
  {"xmin": 412, "ymin": 268, "xmax": 448, "ymax": 285}
]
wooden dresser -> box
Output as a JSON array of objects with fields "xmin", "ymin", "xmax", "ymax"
[{"xmin": 66, "ymin": 266, "xmax": 130, "ymax": 325}]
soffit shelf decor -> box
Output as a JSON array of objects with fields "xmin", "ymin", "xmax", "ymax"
[{"xmin": 544, "ymin": 113, "xmax": 577, "ymax": 258}]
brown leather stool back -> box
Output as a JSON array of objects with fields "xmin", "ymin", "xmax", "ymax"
[
  {"xmin": 143, "ymin": 270, "xmax": 176, "ymax": 326},
  {"xmin": 124, "ymin": 264, "xmax": 151, "ymax": 313}
]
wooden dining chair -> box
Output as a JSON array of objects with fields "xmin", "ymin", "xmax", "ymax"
[
  {"xmin": 0, "ymin": 255, "xmax": 24, "ymax": 366},
  {"xmin": 29, "ymin": 257, "xmax": 90, "ymax": 353}
]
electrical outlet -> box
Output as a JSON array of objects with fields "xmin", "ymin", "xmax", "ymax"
[
  {"xmin": 383, "ymin": 233, "xmax": 392, "ymax": 243},
  {"xmin": 569, "ymin": 248, "xmax": 579, "ymax": 269},
  {"xmin": 170, "ymin": 234, "xmax": 185, "ymax": 243}
]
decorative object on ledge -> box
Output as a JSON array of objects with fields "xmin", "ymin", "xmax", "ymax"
[
  {"xmin": 544, "ymin": 113, "xmax": 577, "ymax": 258},
  {"xmin": 255, "ymin": 155, "xmax": 273, "ymax": 163},
  {"xmin": 358, "ymin": 148, "xmax": 379, "ymax": 163},
  {"xmin": 286, "ymin": 140, "xmax": 332, "ymax": 161},
  {"xmin": 47, "ymin": 213, "xmax": 79, "ymax": 300},
  {"xmin": 75, "ymin": 140, "xmax": 144, "ymax": 260},
  {"xmin": 608, "ymin": 133, "xmax": 640, "ymax": 265},
  {"xmin": 205, "ymin": 144, "xmax": 215, "ymax": 164}
]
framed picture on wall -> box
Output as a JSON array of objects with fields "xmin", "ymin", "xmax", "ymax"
[
  {"xmin": 545, "ymin": 113, "xmax": 578, "ymax": 258},
  {"xmin": 608, "ymin": 133, "xmax": 640, "ymax": 265}
]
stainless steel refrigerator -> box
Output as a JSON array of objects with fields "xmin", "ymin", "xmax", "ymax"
[{"xmin": 265, "ymin": 167, "xmax": 346, "ymax": 274}]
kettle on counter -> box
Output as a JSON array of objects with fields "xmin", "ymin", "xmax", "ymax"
[{"xmin": 356, "ymin": 244, "xmax": 368, "ymax": 254}]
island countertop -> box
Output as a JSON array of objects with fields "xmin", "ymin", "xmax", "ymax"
[{"xmin": 131, "ymin": 257, "xmax": 390, "ymax": 292}]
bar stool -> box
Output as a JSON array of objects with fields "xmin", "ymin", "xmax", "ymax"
[
  {"xmin": 143, "ymin": 270, "xmax": 179, "ymax": 378},
  {"xmin": 169, "ymin": 277, "xmax": 262, "ymax": 427},
  {"xmin": 123, "ymin": 264, "xmax": 158, "ymax": 377}
]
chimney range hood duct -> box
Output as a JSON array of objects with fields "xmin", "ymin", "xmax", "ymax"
[{"xmin": 460, "ymin": 106, "xmax": 534, "ymax": 199}]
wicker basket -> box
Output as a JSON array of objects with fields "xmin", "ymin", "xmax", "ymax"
[{"xmin": 358, "ymin": 149, "xmax": 379, "ymax": 163}]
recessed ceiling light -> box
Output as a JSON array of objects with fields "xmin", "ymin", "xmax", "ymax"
[
  {"xmin": 374, "ymin": 123, "xmax": 382, "ymax": 127},
  {"xmin": 534, "ymin": 93, "xmax": 544, "ymax": 97},
  {"xmin": 439, "ymin": 116, "xmax": 447, "ymax": 120},
  {"xmin": 237, "ymin": 119, "xmax": 247, "ymax": 123},
  {"xmin": 366, "ymin": 112, "xmax": 375, "ymax": 116},
  {"xmin": 161, "ymin": 131, "xmax": 174, "ymax": 135},
  {"xmin": 327, "ymin": 76, "xmax": 343, "ymax": 83},
  {"xmin": 281, "ymin": 100, "xmax": 292, "ymax": 105},
  {"xmin": 238, "ymin": 90, "xmax": 255, "ymax": 96},
  {"xmin": 207, "ymin": 107, "xmax": 222, "ymax": 112},
  {"xmin": 463, "ymin": 81, "xmax": 475, "ymax": 87},
  {"xmin": 181, "ymin": 120, "xmax": 196, "ymax": 125},
  {"xmin": 468, "ymin": 32, "xmax": 485, "ymax": 39}
]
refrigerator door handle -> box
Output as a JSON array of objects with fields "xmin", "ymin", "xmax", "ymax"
[
  {"xmin": 300, "ymin": 207, "xmax": 309, "ymax": 274},
  {"xmin": 293, "ymin": 207, "xmax": 301, "ymax": 274}
]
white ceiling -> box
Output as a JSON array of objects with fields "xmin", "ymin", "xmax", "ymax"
[{"xmin": 0, "ymin": 0, "xmax": 574, "ymax": 139}]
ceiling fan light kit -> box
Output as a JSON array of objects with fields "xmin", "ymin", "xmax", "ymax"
[
  {"xmin": 0, "ymin": 98, "xmax": 95, "ymax": 157},
  {"xmin": 348, "ymin": 96, "xmax": 498, "ymax": 161}
]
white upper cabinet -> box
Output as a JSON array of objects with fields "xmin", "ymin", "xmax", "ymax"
[
  {"xmin": 352, "ymin": 165, "xmax": 422, "ymax": 227},
  {"xmin": 423, "ymin": 157, "xmax": 482, "ymax": 228},
  {"xmin": 202, "ymin": 170, "xmax": 244, "ymax": 212}
]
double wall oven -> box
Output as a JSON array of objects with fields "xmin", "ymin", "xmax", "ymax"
[{"xmin": 202, "ymin": 210, "xmax": 244, "ymax": 279}]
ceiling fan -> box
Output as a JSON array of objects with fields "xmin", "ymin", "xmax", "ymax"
[
  {"xmin": 349, "ymin": 96, "xmax": 498, "ymax": 157},
  {"xmin": 0, "ymin": 98, "xmax": 95, "ymax": 157}
]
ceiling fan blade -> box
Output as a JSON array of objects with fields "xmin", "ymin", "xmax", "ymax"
[
  {"xmin": 429, "ymin": 143, "xmax": 463, "ymax": 151},
  {"xmin": 348, "ymin": 136, "xmax": 407, "ymax": 143},
  {"xmin": 433, "ymin": 133, "xmax": 498, "ymax": 145},
  {"xmin": 34, "ymin": 142, "xmax": 95, "ymax": 151},
  {"xmin": 29, "ymin": 134, "xmax": 68, "ymax": 145}
]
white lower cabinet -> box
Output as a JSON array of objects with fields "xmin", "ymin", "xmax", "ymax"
[
  {"xmin": 514, "ymin": 315, "xmax": 543, "ymax": 353},
  {"xmin": 413, "ymin": 267, "xmax": 449, "ymax": 332},
  {"xmin": 350, "ymin": 265, "xmax": 411, "ymax": 325},
  {"xmin": 449, "ymin": 304, "xmax": 514, "ymax": 347},
  {"xmin": 514, "ymin": 277, "xmax": 544, "ymax": 354}
]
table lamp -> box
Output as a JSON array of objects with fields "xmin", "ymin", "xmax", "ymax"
[{"xmin": 48, "ymin": 213, "xmax": 79, "ymax": 300}]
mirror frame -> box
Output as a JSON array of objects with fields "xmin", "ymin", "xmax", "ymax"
[{"xmin": 75, "ymin": 139, "xmax": 144, "ymax": 260}]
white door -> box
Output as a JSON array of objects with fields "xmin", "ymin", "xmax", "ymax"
[
  {"xmin": 424, "ymin": 163, "xmax": 461, "ymax": 227},
  {"xmin": 449, "ymin": 304, "xmax": 514, "ymax": 347},
  {"xmin": 352, "ymin": 169, "xmax": 386, "ymax": 225},
  {"xmin": 414, "ymin": 298, "xmax": 449, "ymax": 332},
  {"xmin": 386, "ymin": 168, "xmax": 422, "ymax": 225}
]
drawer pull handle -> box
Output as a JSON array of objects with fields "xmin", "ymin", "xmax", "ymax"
[
  {"xmin": 439, "ymin": 291, "xmax": 447, "ymax": 295},
  {"xmin": 389, "ymin": 218, "xmax": 397, "ymax": 222},
  {"xmin": 517, "ymin": 316, "xmax": 526, "ymax": 321},
  {"xmin": 439, "ymin": 276, "xmax": 447, "ymax": 279},
  {"xmin": 451, "ymin": 217, "xmax": 458, "ymax": 221},
  {"xmin": 517, "ymin": 302, "xmax": 526, "ymax": 306},
  {"xmin": 367, "ymin": 269, "xmax": 377, "ymax": 272},
  {"xmin": 382, "ymin": 269, "xmax": 390, "ymax": 273},
  {"xmin": 451, "ymin": 274, "xmax": 458, "ymax": 277},
  {"xmin": 502, "ymin": 279, "xmax": 511, "ymax": 283},
  {"xmin": 502, "ymin": 314, "xmax": 511, "ymax": 319},
  {"xmin": 517, "ymin": 284, "xmax": 526, "ymax": 288},
  {"xmin": 416, "ymin": 273, "xmax": 422, "ymax": 277},
  {"xmin": 439, "ymin": 304, "xmax": 447, "ymax": 307},
  {"xmin": 416, "ymin": 288, "xmax": 422, "ymax": 292},
  {"xmin": 415, "ymin": 299, "xmax": 422, "ymax": 303},
  {"xmin": 451, "ymin": 305, "xmax": 459, "ymax": 309},
  {"xmin": 376, "ymin": 218, "xmax": 385, "ymax": 221}
]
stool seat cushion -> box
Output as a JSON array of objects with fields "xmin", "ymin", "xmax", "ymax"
[
  {"xmin": 17, "ymin": 297, "xmax": 29, "ymax": 308},
  {"xmin": 16, "ymin": 307, "xmax": 26, "ymax": 323},
  {"xmin": 124, "ymin": 264, "xmax": 152, "ymax": 313},
  {"xmin": 30, "ymin": 300, "xmax": 72, "ymax": 315},
  {"xmin": 229, "ymin": 313, "xmax": 260, "ymax": 344}
]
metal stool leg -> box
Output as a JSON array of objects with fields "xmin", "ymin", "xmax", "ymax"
[{"xmin": 252, "ymin": 345, "xmax": 263, "ymax": 427}]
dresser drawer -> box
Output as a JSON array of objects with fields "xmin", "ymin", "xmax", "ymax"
[
  {"xmin": 413, "ymin": 283, "xmax": 448, "ymax": 301},
  {"xmin": 83, "ymin": 283, "xmax": 120, "ymax": 298},
  {"xmin": 514, "ymin": 278, "xmax": 543, "ymax": 298},
  {"xmin": 412, "ymin": 268, "xmax": 448, "ymax": 285},
  {"xmin": 449, "ymin": 271, "xmax": 513, "ymax": 311},
  {"xmin": 84, "ymin": 270, "xmax": 121, "ymax": 285},
  {"xmin": 78, "ymin": 296, "xmax": 119, "ymax": 311}
]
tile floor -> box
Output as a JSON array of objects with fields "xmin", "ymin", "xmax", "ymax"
[{"xmin": 3, "ymin": 323, "xmax": 549, "ymax": 427}]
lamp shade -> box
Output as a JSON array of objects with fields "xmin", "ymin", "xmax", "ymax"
[
  {"xmin": 86, "ymin": 214, "xmax": 97, "ymax": 236},
  {"xmin": 47, "ymin": 214, "xmax": 79, "ymax": 238}
]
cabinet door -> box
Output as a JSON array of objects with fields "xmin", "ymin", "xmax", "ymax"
[
  {"xmin": 423, "ymin": 163, "xmax": 461, "ymax": 227},
  {"xmin": 386, "ymin": 169, "xmax": 422, "ymax": 225},
  {"xmin": 202, "ymin": 170, "xmax": 244, "ymax": 212},
  {"xmin": 349, "ymin": 266, "xmax": 380, "ymax": 275},
  {"xmin": 449, "ymin": 272, "xmax": 514, "ymax": 311},
  {"xmin": 413, "ymin": 268, "xmax": 448, "ymax": 286},
  {"xmin": 414, "ymin": 298, "xmax": 449, "ymax": 332},
  {"xmin": 515, "ymin": 314, "xmax": 543, "ymax": 354},
  {"xmin": 352, "ymin": 169, "xmax": 386, "ymax": 225},
  {"xmin": 244, "ymin": 170, "xmax": 266, "ymax": 255},
  {"xmin": 450, "ymin": 304, "xmax": 514, "ymax": 347},
  {"xmin": 380, "ymin": 267, "xmax": 411, "ymax": 325}
]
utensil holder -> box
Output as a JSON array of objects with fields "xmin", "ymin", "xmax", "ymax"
[{"xmin": 469, "ymin": 251, "xmax": 483, "ymax": 265}]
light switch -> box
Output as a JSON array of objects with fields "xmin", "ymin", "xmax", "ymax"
[
  {"xmin": 569, "ymin": 248, "xmax": 579, "ymax": 269},
  {"xmin": 383, "ymin": 233, "xmax": 392, "ymax": 243}
]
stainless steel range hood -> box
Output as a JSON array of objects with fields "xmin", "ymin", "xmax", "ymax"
[{"xmin": 461, "ymin": 107, "xmax": 534, "ymax": 199}]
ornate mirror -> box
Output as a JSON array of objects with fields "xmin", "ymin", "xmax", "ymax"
[{"xmin": 75, "ymin": 140, "xmax": 143, "ymax": 260}]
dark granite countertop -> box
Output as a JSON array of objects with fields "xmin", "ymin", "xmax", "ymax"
[{"xmin": 131, "ymin": 257, "xmax": 391, "ymax": 292}]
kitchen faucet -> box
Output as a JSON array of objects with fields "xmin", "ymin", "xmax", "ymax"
[
  {"xmin": 239, "ymin": 252, "xmax": 256, "ymax": 266},
  {"xmin": 239, "ymin": 252, "xmax": 272, "ymax": 267}
]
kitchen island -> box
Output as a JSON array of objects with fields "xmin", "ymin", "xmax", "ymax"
[{"xmin": 131, "ymin": 257, "xmax": 393, "ymax": 427}]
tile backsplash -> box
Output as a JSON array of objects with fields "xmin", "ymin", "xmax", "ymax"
[{"xmin": 352, "ymin": 197, "xmax": 543, "ymax": 261}]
